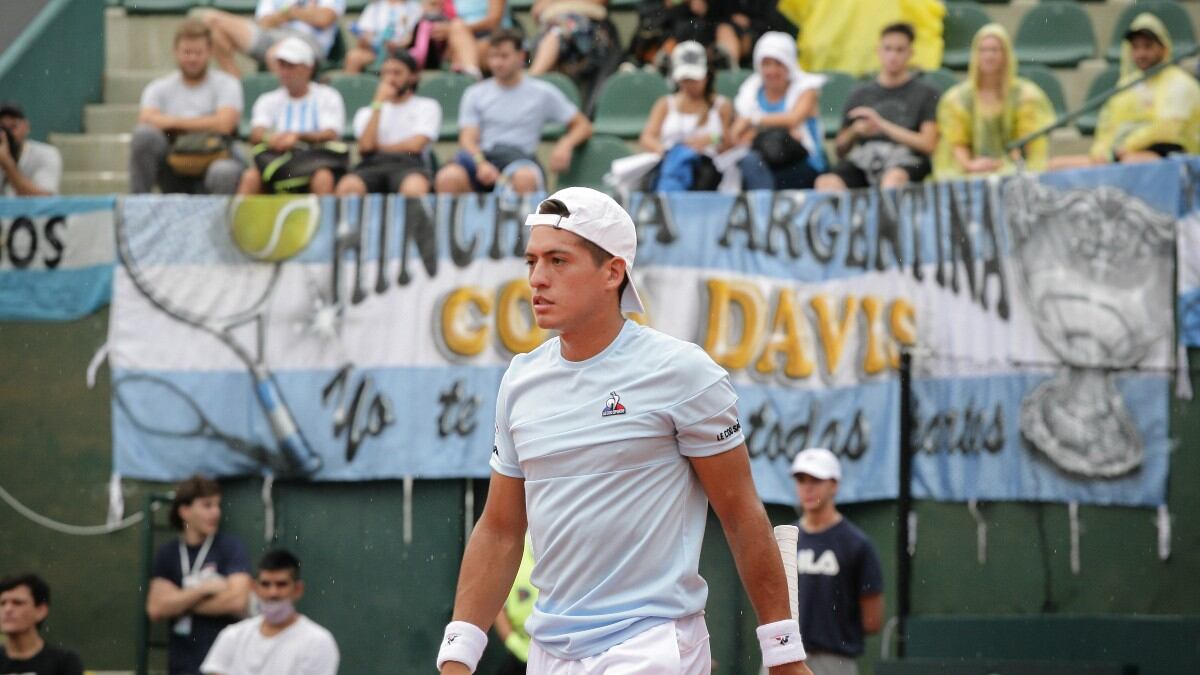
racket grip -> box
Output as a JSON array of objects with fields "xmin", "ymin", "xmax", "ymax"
[
  {"xmin": 774, "ymin": 524, "xmax": 800, "ymax": 622},
  {"xmin": 255, "ymin": 378, "xmax": 323, "ymax": 475}
]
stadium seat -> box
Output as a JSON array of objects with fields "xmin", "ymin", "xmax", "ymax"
[
  {"xmin": 942, "ymin": 3, "xmax": 991, "ymax": 70},
  {"xmin": 122, "ymin": 0, "xmax": 206, "ymax": 13},
  {"xmin": 556, "ymin": 135, "xmax": 630, "ymax": 192},
  {"xmin": 329, "ymin": 74, "xmax": 379, "ymax": 137},
  {"xmin": 419, "ymin": 71, "xmax": 474, "ymax": 140},
  {"xmin": 239, "ymin": 72, "xmax": 278, "ymax": 137},
  {"xmin": 1018, "ymin": 64, "xmax": 1067, "ymax": 117},
  {"xmin": 716, "ymin": 69, "xmax": 750, "ymax": 99},
  {"xmin": 1106, "ymin": 2, "xmax": 1196, "ymax": 62},
  {"xmin": 537, "ymin": 73, "xmax": 583, "ymax": 139},
  {"xmin": 346, "ymin": 0, "xmax": 370, "ymax": 10},
  {"xmin": 592, "ymin": 71, "xmax": 670, "ymax": 138},
  {"xmin": 210, "ymin": 0, "xmax": 257, "ymax": 12},
  {"xmin": 919, "ymin": 68, "xmax": 959, "ymax": 94},
  {"xmin": 818, "ymin": 71, "xmax": 856, "ymax": 138},
  {"xmin": 1075, "ymin": 64, "xmax": 1119, "ymax": 135},
  {"xmin": 1014, "ymin": 2, "xmax": 1096, "ymax": 67}
]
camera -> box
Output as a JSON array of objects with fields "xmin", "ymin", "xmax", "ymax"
[{"xmin": 2, "ymin": 125, "xmax": 22, "ymax": 162}]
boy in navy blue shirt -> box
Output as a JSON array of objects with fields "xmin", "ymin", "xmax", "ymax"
[{"xmin": 792, "ymin": 448, "xmax": 884, "ymax": 675}]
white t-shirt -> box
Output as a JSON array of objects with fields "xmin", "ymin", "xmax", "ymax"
[
  {"xmin": 200, "ymin": 615, "xmax": 339, "ymax": 675},
  {"xmin": 140, "ymin": 70, "xmax": 244, "ymax": 118},
  {"xmin": 351, "ymin": 95, "xmax": 441, "ymax": 145},
  {"xmin": 354, "ymin": 0, "xmax": 423, "ymax": 44},
  {"xmin": 491, "ymin": 320, "xmax": 745, "ymax": 660},
  {"xmin": 1, "ymin": 139, "xmax": 61, "ymax": 196},
  {"xmin": 256, "ymin": 0, "xmax": 347, "ymax": 56},
  {"xmin": 250, "ymin": 83, "xmax": 346, "ymax": 134}
]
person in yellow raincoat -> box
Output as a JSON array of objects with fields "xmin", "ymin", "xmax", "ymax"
[
  {"xmin": 775, "ymin": 0, "xmax": 944, "ymax": 77},
  {"xmin": 932, "ymin": 23, "xmax": 1054, "ymax": 180},
  {"xmin": 493, "ymin": 537, "xmax": 537, "ymax": 674},
  {"xmin": 1051, "ymin": 13, "xmax": 1200, "ymax": 170}
]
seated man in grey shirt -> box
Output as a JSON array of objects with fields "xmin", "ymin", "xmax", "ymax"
[
  {"xmin": 434, "ymin": 29, "xmax": 591, "ymax": 195},
  {"xmin": 0, "ymin": 102, "xmax": 61, "ymax": 197},
  {"xmin": 131, "ymin": 19, "xmax": 244, "ymax": 195}
]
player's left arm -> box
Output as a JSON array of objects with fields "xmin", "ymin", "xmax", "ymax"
[{"xmin": 690, "ymin": 444, "xmax": 813, "ymax": 675}]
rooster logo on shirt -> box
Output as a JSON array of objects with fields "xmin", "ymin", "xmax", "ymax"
[{"xmin": 602, "ymin": 392, "xmax": 627, "ymax": 417}]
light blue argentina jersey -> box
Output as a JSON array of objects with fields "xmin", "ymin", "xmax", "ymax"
[{"xmin": 490, "ymin": 320, "xmax": 746, "ymax": 660}]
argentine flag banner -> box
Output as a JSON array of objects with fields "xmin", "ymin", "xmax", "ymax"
[
  {"xmin": 0, "ymin": 196, "xmax": 114, "ymax": 320},
  {"xmin": 109, "ymin": 163, "xmax": 1184, "ymax": 507}
]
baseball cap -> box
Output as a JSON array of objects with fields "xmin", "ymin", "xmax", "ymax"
[
  {"xmin": 1124, "ymin": 27, "xmax": 1163, "ymax": 45},
  {"xmin": 790, "ymin": 448, "xmax": 841, "ymax": 481},
  {"xmin": 524, "ymin": 187, "xmax": 645, "ymax": 314},
  {"xmin": 0, "ymin": 101, "xmax": 25, "ymax": 119},
  {"xmin": 671, "ymin": 41, "xmax": 707, "ymax": 83},
  {"xmin": 274, "ymin": 37, "xmax": 315, "ymax": 66}
]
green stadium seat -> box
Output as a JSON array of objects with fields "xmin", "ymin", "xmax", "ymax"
[
  {"xmin": 556, "ymin": 135, "xmax": 630, "ymax": 192},
  {"xmin": 716, "ymin": 69, "xmax": 750, "ymax": 99},
  {"xmin": 919, "ymin": 68, "xmax": 959, "ymax": 94},
  {"xmin": 346, "ymin": 0, "xmax": 370, "ymax": 10},
  {"xmin": 1106, "ymin": 2, "xmax": 1196, "ymax": 62},
  {"xmin": 536, "ymin": 73, "xmax": 583, "ymax": 139},
  {"xmin": 1018, "ymin": 64, "xmax": 1067, "ymax": 117},
  {"xmin": 943, "ymin": 3, "xmax": 991, "ymax": 70},
  {"xmin": 210, "ymin": 0, "xmax": 257, "ymax": 12},
  {"xmin": 329, "ymin": 73, "xmax": 379, "ymax": 137},
  {"xmin": 122, "ymin": 0, "xmax": 206, "ymax": 13},
  {"xmin": 1075, "ymin": 64, "xmax": 1119, "ymax": 135},
  {"xmin": 419, "ymin": 71, "xmax": 474, "ymax": 140},
  {"xmin": 818, "ymin": 71, "xmax": 856, "ymax": 138},
  {"xmin": 510, "ymin": 0, "xmax": 533, "ymax": 9},
  {"xmin": 239, "ymin": 72, "xmax": 278, "ymax": 138},
  {"xmin": 1014, "ymin": 2, "xmax": 1096, "ymax": 67},
  {"xmin": 593, "ymin": 71, "xmax": 670, "ymax": 138}
]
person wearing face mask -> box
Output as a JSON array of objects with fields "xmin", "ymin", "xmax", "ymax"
[
  {"xmin": 200, "ymin": 549, "xmax": 339, "ymax": 675},
  {"xmin": 147, "ymin": 476, "xmax": 253, "ymax": 675}
]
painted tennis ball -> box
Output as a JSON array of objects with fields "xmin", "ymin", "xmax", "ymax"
[{"xmin": 228, "ymin": 194, "xmax": 320, "ymax": 262}]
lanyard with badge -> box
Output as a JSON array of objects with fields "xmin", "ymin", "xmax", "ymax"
[{"xmin": 173, "ymin": 534, "xmax": 215, "ymax": 636}]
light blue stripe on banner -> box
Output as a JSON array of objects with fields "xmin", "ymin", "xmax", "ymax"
[
  {"xmin": 0, "ymin": 196, "xmax": 115, "ymax": 217},
  {"xmin": 910, "ymin": 372, "xmax": 1169, "ymax": 507},
  {"xmin": 0, "ymin": 265, "xmax": 112, "ymax": 320}
]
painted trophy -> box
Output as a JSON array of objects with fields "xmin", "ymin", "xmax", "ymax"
[{"xmin": 1005, "ymin": 176, "xmax": 1173, "ymax": 478}]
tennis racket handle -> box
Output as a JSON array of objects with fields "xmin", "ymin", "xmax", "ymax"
[
  {"xmin": 774, "ymin": 525, "xmax": 800, "ymax": 622},
  {"xmin": 255, "ymin": 379, "xmax": 323, "ymax": 475}
]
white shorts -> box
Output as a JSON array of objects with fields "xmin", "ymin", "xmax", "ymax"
[{"xmin": 527, "ymin": 614, "xmax": 711, "ymax": 675}]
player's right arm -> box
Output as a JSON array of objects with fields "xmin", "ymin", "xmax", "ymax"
[{"xmin": 440, "ymin": 471, "xmax": 527, "ymax": 674}]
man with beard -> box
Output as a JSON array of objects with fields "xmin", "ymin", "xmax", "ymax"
[{"xmin": 130, "ymin": 19, "xmax": 244, "ymax": 194}]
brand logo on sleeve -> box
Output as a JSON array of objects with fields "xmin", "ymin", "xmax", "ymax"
[
  {"xmin": 717, "ymin": 420, "xmax": 741, "ymax": 441},
  {"xmin": 602, "ymin": 392, "xmax": 627, "ymax": 417}
]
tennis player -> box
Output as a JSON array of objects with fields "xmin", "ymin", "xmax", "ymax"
[{"xmin": 437, "ymin": 187, "xmax": 812, "ymax": 674}]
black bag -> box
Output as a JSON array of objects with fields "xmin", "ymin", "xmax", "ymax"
[
  {"xmin": 253, "ymin": 142, "xmax": 349, "ymax": 193},
  {"xmin": 752, "ymin": 127, "xmax": 808, "ymax": 169}
]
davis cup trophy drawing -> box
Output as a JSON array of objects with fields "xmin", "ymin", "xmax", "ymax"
[{"xmin": 1005, "ymin": 176, "xmax": 1173, "ymax": 478}]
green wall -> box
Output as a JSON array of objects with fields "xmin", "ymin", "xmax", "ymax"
[{"xmin": 1, "ymin": 311, "xmax": 1197, "ymax": 672}]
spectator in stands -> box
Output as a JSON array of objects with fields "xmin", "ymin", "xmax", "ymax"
[
  {"xmin": 336, "ymin": 50, "xmax": 440, "ymax": 196},
  {"xmin": 710, "ymin": 0, "xmax": 790, "ymax": 68},
  {"xmin": 0, "ymin": 102, "xmax": 61, "ymax": 197},
  {"xmin": 731, "ymin": 31, "xmax": 827, "ymax": 191},
  {"xmin": 815, "ymin": 23, "xmax": 939, "ymax": 192},
  {"xmin": 662, "ymin": 0, "xmax": 738, "ymax": 70},
  {"xmin": 200, "ymin": 549, "xmax": 339, "ymax": 675},
  {"xmin": 528, "ymin": 0, "xmax": 614, "ymax": 81},
  {"xmin": 147, "ymin": 475, "xmax": 252, "ymax": 675},
  {"xmin": 777, "ymin": 0, "xmax": 943, "ymax": 78},
  {"xmin": 200, "ymin": 0, "xmax": 345, "ymax": 77},
  {"xmin": 638, "ymin": 41, "xmax": 732, "ymax": 191},
  {"xmin": 238, "ymin": 37, "xmax": 347, "ymax": 195},
  {"xmin": 454, "ymin": 0, "xmax": 514, "ymax": 64},
  {"xmin": 435, "ymin": 30, "xmax": 591, "ymax": 195},
  {"xmin": 1050, "ymin": 13, "xmax": 1200, "ymax": 171},
  {"xmin": 130, "ymin": 20, "xmax": 244, "ymax": 195},
  {"xmin": 345, "ymin": 0, "xmax": 481, "ymax": 77},
  {"xmin": 0, "ymin": 574, "xmax": 83, "ymax": 675},
  {"xmin": 790, "ymin": 448, "xmax": 883, "ymax": 675},
  {"xmin": 932, "ymin": 24, "xmax": 1053, "ymax": 180}
]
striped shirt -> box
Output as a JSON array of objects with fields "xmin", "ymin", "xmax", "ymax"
[{"xmin": 250, "ymin": 83, "xmax": 345, "ymax": 134}]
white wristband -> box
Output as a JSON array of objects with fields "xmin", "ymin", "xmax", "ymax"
[
  {"xmin": 436, "ymin": 621, "xmax": 488, "ymax": 673},
  {"xmin": 757, "ymin": 619, "xmax": 806, "ymax": 667}
]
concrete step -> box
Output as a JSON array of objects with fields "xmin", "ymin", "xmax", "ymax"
[
  {"xmin": 60, "ymin": 171, "xmax": 129, "ymax": 195},
  {"xmin": 106, "ymin": 9, "xmax": 181, "ymax": 72},
  {"xmin": 50, "ymin": 133, "xmax": 131, "ymax": 173},
  {"xmin": 105, "ymin": 70, "xmax": 171, "ymax": 105},
  {"xmin": 85, "ymin": 104, "xmax": 140, "ymax": 134}
]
